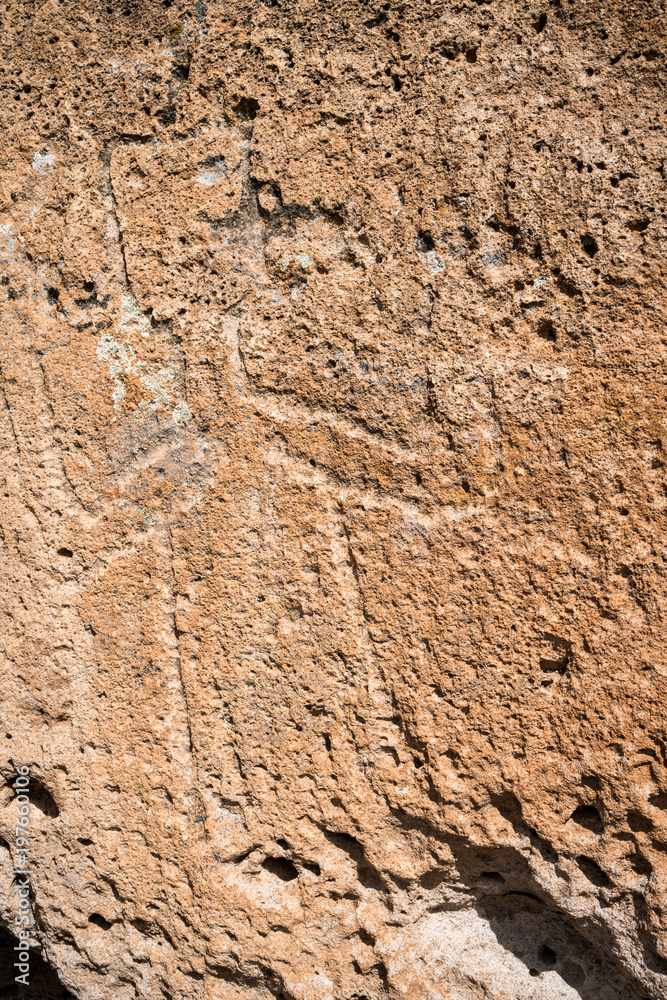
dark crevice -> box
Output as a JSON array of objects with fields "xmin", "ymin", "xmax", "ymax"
[
  {"xmin": 576, "ymin": 855, "xmax": 613, "ymax": 888},
  {"xmin": 0, "ymin": 924, "xmax": 76, "ymax": 998},
  {"xmin": 320, "ymin": 828, "xmax": 392, "ymax": 895}
]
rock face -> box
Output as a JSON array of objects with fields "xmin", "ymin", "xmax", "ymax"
[{"xmin": 0, "ymin": 1, "xmax": 666, "ymax": 997}]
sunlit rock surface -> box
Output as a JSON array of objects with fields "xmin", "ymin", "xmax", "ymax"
[{"xmin": 0, "ymin": 2, "xmax": 666, "ymax": 998}]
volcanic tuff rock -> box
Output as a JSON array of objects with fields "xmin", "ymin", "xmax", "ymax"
[{"xmin": 0, "ymin": 0, "xmax": 666, "ymax": 997}]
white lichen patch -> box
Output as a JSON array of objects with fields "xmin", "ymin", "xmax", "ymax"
[
  {"xmin": 97, "ymin": 333, "xmax": 146, "ymax": 411},
  {"xmin": 172, "ymin": 401, "xmax": 193, "ymax": 426},
  {"xmin": 96, "ymin": 333, "xmax": 192, "ymax": 426},
  {"xmin": 32, "ymin": 151, "xmax": 56, "ymax": 173},
  {"xmin": 120, "ymin": 294, "xmax": 151, "ymax": 338},
  {"xmin": 425, "ymin": 250, "xmax": 446, "ymax": 275},
  {"xmin": 0, "ymin": 224, "xmax": 15, "ymax": 260},
  {"xmin": 138, "ymin": 370, "xmax": 175, "ymax": 412},
  {"xmin": 112, "ymin": 383, "xmax": 126, "ymax": 406},
  {"xmin": 135, "ymin": 505, "xmax": 156, "ymax": 526},
  {"xmin": 294, "ymin": 252, "xmax": 314, "ymax": 270},
  {"xmin": 97, "ymin": 333, "xmax": 137, "ymax": 372},
  {"xmin": 196, "ymin": 158, "xmax": 227, "ymax": 185}
]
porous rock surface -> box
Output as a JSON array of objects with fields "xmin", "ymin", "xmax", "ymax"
[{"xmin": 0, "ymin": 1, "xmax": 666, "ymax": 998}]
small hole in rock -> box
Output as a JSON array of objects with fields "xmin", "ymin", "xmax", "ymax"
[
  {"xmin": 415, "ymin": 230, "xmax": 435, "ymax": 252},
  {"xmin": 631, "ymin": 853, "xmax": 652, "ymax": 876},
  {"xmin": 419, "ymin": 868, "xmax": 446, "ymax": 889},
  {"xmin": 539, "ymin": 944, "xmax": 557, "ymax": 966},
  {"xmin": 232, "ymin": 96, "xmax": 260, "ymax": 120},
  {"xmin": 57, "ymin": 547, "xmax": 74, "ymax": 558},
  {"xmin": 539, "ymin": 655, "xmax": 569, "ymax": 675},
  {"xmin": 570, "ymin": 804, "xmax": 604, "ymax": 834},
  {"xmin": 537, "ymin": 320, "xmax": 556, "ymax": 342},
  {"xmin": 88, "ymin": 913, "xmax": 112, "ymax": 930},
  {"xmin": 28, "ymin": 780, "xmax": 60, "ymax": 818},
  {"xmin": 581, "ymin": 234, "xmax": 598, "ymax": 257},
  {"xmin": 576, "ymin": 855, "xmax": 612, "ymax": 888},
  {"xmin": 628, "ymin": 810, "xmax": 654, "ymax": 833},
  {"xmin": 262, "ymin": 857, "xmax": 299, "ymax": 882}
]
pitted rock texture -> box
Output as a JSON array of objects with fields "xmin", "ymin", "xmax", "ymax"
[{"xmin": 0, "ymin": 1, "xmax": 666, "ymax": 998}]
